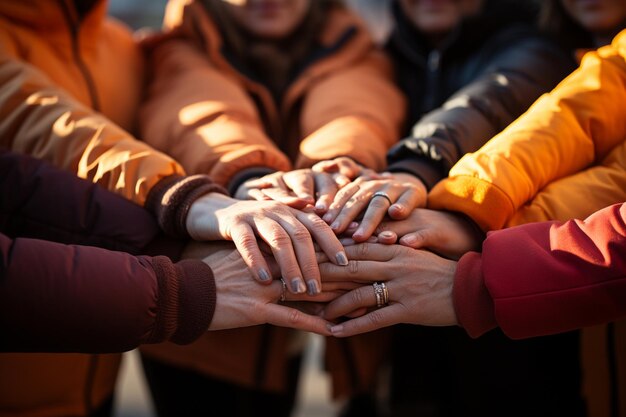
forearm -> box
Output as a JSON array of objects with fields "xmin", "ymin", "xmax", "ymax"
[{"xmin": 0, "ymin": 234, "xmax": 215, "ymax": 352}]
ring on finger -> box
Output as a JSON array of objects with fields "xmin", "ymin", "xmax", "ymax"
[
  {"xmin": 372, "ymin": 281, "xmax": 389, "ymax": 307},
  {"xmin": 279, "ymin": 278, "xmax": 287, "ymax": 302},
  {"xmin": 371, "ymin": 191, "xmax": 392, "ymax": 206}
]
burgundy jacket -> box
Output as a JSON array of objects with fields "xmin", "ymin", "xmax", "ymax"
[
  {"xmin": 455, "ymin": 202, "xmax": 626, "ymax": 339},
  {"xmin": 0, "ymin": 150, "xmax": 216, "ymax": 352}
]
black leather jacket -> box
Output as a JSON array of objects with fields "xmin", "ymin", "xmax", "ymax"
[{"xmin": 386, "ymin": 0, "xmax": 577, "ymax": 189}]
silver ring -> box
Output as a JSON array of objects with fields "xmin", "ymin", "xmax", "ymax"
[
  {"xmin": 371, "ymin": 191, "xmax": 393, "ymax": 206},
  {"xmin": 372, "ymin": 282, "xmax": 389, "ymax": 307},
  {"xmin": 279, "ymin": 278, "xmax": 287, "ymax": 302}
]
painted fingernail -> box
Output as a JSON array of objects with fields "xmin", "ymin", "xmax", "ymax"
[
  {"xmin": 258, "ymin": 269, "xmax": 271, "ymax": 282},
  {"xmin": 380, "ymin": 231, "xmax": 394, "ymax": 238},
  {"xmin": 348, "ymin": 222, "xmax": 359, "ymax": 229},
  {"xmin": 307, "ymin": 280, "xmax": 320, "ymax": 295},
  {"xmin": 316, "ymin": 202, "xmax": 327, "ymax": 211},
  {"xmin": 339, "ymin": 238, "xmax": 356, "ymax": 246},
  {"xmin": 291, "ymin": 277, "xmax": 306, "ymax": 294},
  {"xmin": 323, "ymin": 213, "xmax": 333, "ymax": 223},
  {"xmin": 335, "ymin": 251, "xmax": 349, "ymax": 266},
  {"xmin": 330, "ymin": 221, "xmax": 340, "ymax": 231}
]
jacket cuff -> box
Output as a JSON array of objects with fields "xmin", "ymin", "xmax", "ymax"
[
  {"xmin": 453, "ymin": 252, "xmax": 497, "ymax": 338},
  {"xmin": 227, "ymin": 167, "xmax": 276, "ymax": 196},
  {"xmin": 147, "ymin": 257, "xmax": 216, "ymax": 345},
  {"xmin": 386, "ymin": 158, "xmax": 446, "ymax": 190},
  {"xmin": 146, "ymin": 175, "xmax": 228, "ymax": 238},
  {"xmin": 429, "ymin": 176, "xmax": 515, "ymax": 232}
]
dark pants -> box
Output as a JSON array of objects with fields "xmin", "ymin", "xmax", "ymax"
[
  {"xmin": 140, "ymin": 355, "xmax": 302, "ymax": 417},
  {"xmin": 388, "ymin": 325, "xmax": 586, "ymax": 417}
]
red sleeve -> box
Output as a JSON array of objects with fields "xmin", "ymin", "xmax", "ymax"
[
  {"xmin": 455, "ymin": 203, "xmax": 626, "ymax": 339},
  {"xmin": 0, "ymin": 234, "xmax": 215, "ymax": 352}
]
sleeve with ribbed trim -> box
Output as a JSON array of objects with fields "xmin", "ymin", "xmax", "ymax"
[
  {"xmin": 147, "ymin": 257, "xmax": 216, "ymax": 345},
  {"xmin": 146, "ymin": 175, "xmax": 227, "ymax": 238}
]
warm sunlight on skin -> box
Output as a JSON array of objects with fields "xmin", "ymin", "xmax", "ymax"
[{"xmin": 221, "ymin": 0, "xmax": 311, "ymax": 39}]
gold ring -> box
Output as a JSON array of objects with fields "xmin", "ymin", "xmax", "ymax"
[{"xmin": 372, "ymin": 282, "xmax": 389, "ymax": 307}]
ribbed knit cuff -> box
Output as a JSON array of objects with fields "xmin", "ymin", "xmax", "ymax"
[
  {"xmin": 146, "ymin": 257, "xmax": 216, "ymax": 345},
  {"xmin": 453, "ymin": 252, "xmax": 497, "ymax": 338},
  {"xmin": 171, "ymin": 259, "xmax": 216, "ymax": 344},
  {"xmin": 146, "ymin": 175, "xmax": 227, "ymax": 238}
]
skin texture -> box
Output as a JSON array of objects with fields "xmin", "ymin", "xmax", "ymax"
[
  {"xmin": 318, "ymin": 243, "xmax": 459, "ymax": 337},
  {"xmin": 182, "ymin": 241, "xmax": 334, "ymax": 334},
  {"xmin": 561, "ymin": 0, "xmax": 626, "ymax": 46},
  {"xmin": 186, "ymin": 193, "xmax": 348, "ymax": 296},
  {"xmin": 221, "ymin": 0, "xmax": 311, "ymax": 39}
]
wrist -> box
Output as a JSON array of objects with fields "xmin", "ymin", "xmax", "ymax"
[{"xmin": 186, "ymin": 193, "xmax": 236, "ymax": 240}]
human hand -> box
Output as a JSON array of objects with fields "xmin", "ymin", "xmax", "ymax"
[
  {"xmin": 321, "ymin": 173, "xmax": 427, "ymax": 239},
  {"xmin": 318, "ymin": 243, "xmax": 458, "ymax": 337},
  {"xmin": 186, "ymin": 193, "xmax": 349, "ymax": 295},
  {"xmin": 234, "ymin": 170, "xmax": 316, "ymax": 209},
  {"xmin": 183, "ymin": 243, "xmax": 333, "ymax": 335},
  {"xmin": 371, "ymin": 208, "xmax": 483, "ymax": 260}
]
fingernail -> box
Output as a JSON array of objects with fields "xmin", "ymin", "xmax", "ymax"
[
  {"xmin": 323, "ymin": 213, "xmax": 333, "ymax": 223},
  {"xmin": 380, "ymin": 231, "xmax": 394, "ymax": 238},
  {"xmin": 402, "ymin": 235, "xmax": 417, "ymax": 245},
  {"xmin": 316, "ymin": 202, "xmax": 327, "ymax": 211},
  {"xmin": 307, "ymin": 280, "xmax": 320, "ymax": 295},
  {"xmin": 353, "ymin": 228, "xmax": 364, "ymax": 238},
  {"xmin": 291, "ymin": 277, "xmax": 306, "ymax": 294},
  {"xmin": 335, "ymin": 251, "xmax": 349, "ymax": 266},
  {"xmin": 339, "ymin": 238, "xmax": 356, "ymax": 246},
  {"xmin": 330, "ymin": 221, "xmax": 340, "ymax": 231},
  {"xmin": 258, "ymin": 269, "xmax": 271, "ymax": 282},
  {"xmin": 348, "ymin": 222, "xmax": 359, "ymax": 229},
  {"xmin": 330, "ymin": 324, "xmax": 344, "ymax": 335}
]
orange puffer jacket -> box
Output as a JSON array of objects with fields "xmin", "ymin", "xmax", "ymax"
[
  {"xmin": 139, "ymin": 0, "xmax": 406, "ymax": 187},
  {"xmin": 139, "ymin": 0, "xmax": 405, "ymax": 399},
  {"xmin": 0, "ymin": 1, "xmax": 184, "ymax": 416}
]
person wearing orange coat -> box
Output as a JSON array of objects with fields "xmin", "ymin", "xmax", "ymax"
[
  {"xmin": 137, "ymin": 0, "xmax": 406, "ymax": 416},
  {"xmin": 0, "ymin": 1, "xmax": 348, "ymax": 416}
]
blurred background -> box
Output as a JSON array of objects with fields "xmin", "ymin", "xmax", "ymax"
[{"xmin": 107, "ymin": 1, "xmax": 391, "ymax": 417}]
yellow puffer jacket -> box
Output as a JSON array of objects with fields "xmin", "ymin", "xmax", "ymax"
[
  {"xmin": 429, "ymin": 29, "xmax": 626, "ymax": 232},
  {"xmin": 429, "ymin": 29, "xmax": 626, "ymax": 417}
]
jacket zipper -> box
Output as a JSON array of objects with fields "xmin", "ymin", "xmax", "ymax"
[
  {"xmin": 57, "ymin": 0, "xmax": 101, "ymax": 112},
  {"xmin": 423, "ymin": 50, "xmax": 441, "ymax": 112}
]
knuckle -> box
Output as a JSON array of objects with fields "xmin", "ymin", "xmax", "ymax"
[
  {"xmin": 288, "ymin": 309, "xmax": 302, "ymax": 325},
  {"xmin": 351, "ymin": 289, "xmax": 364, "ymax": 305},
  {"xmin": 348, "ymin": 260, "xmax": 359, "ymax": 274},
  {"xmin": 357, "ymin": 243, "xmax": 370, "ymax": 258},
  {"xmin": 291, "ymin": 225, "xmax": 312, "ymax": 241},
  {"xmin": 368, "ymin": 310, "xmax": 384, "ymax": 327},
  {"xmin": 266, "ymin": 230, "xmax": 291, "ymax": 248}
]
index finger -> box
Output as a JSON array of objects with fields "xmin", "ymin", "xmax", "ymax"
[{"xmin": 294, "ymin": 209, "xmax": 349, "ymax": 267}]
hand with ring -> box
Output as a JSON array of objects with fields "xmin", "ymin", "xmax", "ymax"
[
  {"xmin": 182, "ymin": 244, "xmax": 334, "ymax": 335},
  {"xmin": 321, "ymin": 172, "xmax": 427, "ymax": 240},
  {"xmin": 318, "ymin": 243, "xmax": 458, "ymax": 337}
]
